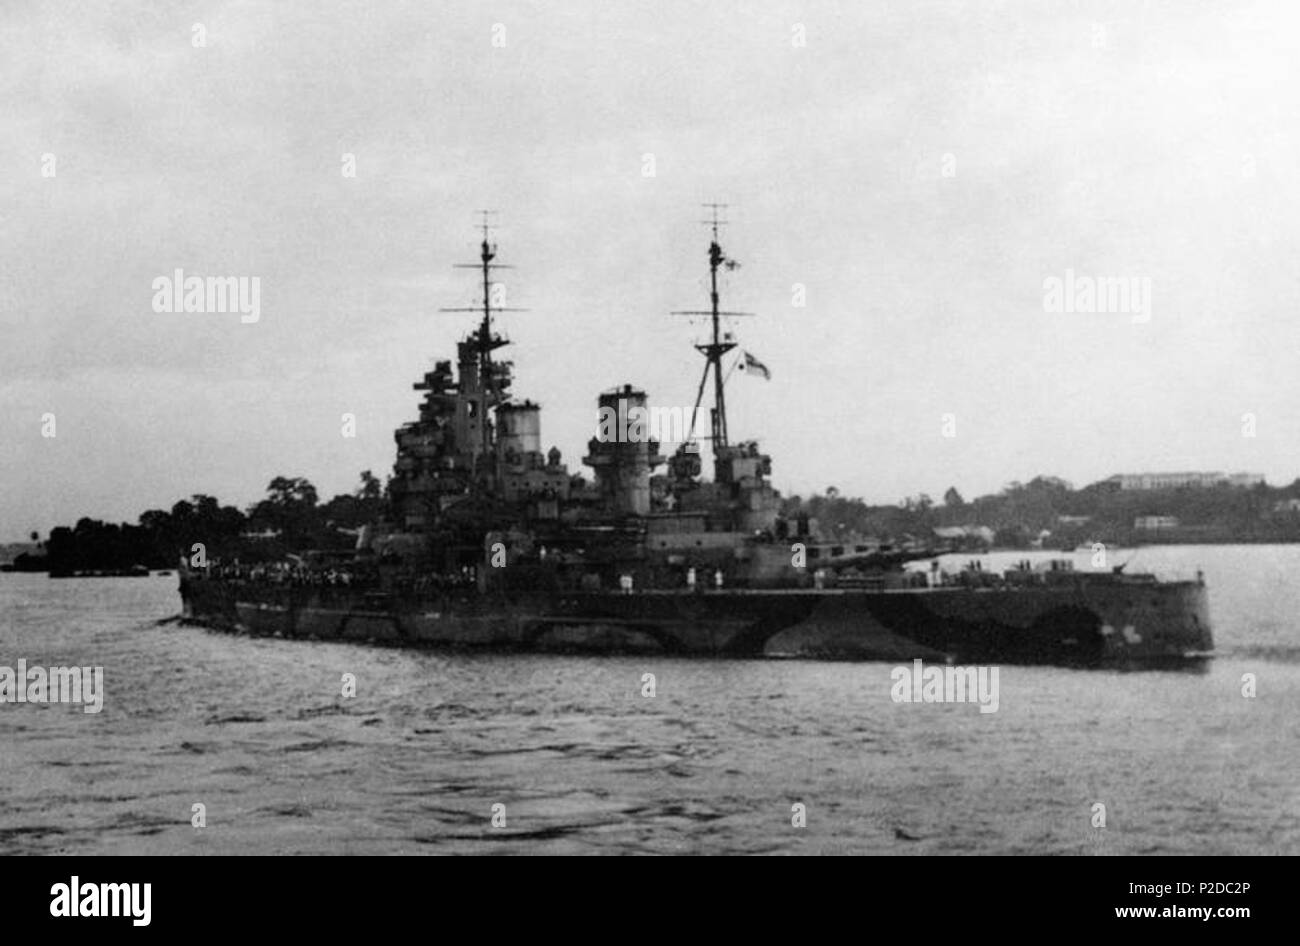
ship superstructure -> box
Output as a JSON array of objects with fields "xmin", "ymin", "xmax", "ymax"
[
  {"xmin": 387, "ymin": 220, "xmax": 573, "ymax": 571},
  {"xmin": 377, "ymin": 211, "xmax": 798, "ymax": 592}
]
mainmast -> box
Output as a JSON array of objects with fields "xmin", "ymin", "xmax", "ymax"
[{"xmin": 673, "ymin": 204, "xmax": 752, "ymax": 454}]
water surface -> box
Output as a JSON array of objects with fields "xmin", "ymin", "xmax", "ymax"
[{"xmin": 1, "ymin": 544, "xmax": 1296, "ymax": 854}]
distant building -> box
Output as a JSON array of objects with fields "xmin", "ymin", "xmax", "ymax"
[
  {"xmin": 1055, "ymin": 515, "xmax": 1091, "ymax": 526},
  {"xmin": 1273, "ymin": 499, "xmax": 1300, "ymax": 514},
  {"xmin": 1105, "ymin": 472, "xmax": 1265, "ymax": 491},
  {"xmin": 1225, "ymin": 472, "xmax": 1266, "ymax": 488},
  {"xmin": 1134, "ymin": 515, "xmax": 1179, "ymax": 531},
  {"xmin": 240, "ymin": 528, "xmax": 282, "ymax": 540},
  {"xmin": 933, "ymin": 525, "xmax": 995, "ymax": 546}
]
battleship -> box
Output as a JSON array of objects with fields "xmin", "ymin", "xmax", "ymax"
[{"xmin": 180, "ymin": 213, "xmax": 1213, "ymax": 664}]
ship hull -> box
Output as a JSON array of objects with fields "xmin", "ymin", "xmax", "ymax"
[{"xmin": 179, "ymin": 576, "xmax": 1212, "ymax": 665}]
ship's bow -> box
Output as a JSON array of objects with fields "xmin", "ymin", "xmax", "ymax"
[{"xmin": 1096, "ymin": 579, "xmax": 1213, "ymax": 661}]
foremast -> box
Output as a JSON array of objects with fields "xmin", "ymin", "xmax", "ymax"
[{"xmin": 440, "ymin": 212, "xmax": 524, "ymax": 488}]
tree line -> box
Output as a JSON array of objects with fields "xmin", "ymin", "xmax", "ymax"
[
  {"xmin": 781, "ymin": 476, "xmax": 1300, "ymax": 547},
  {"xmin": 31, "ymin": 472, "xmax": 385, "ymax": 572}
]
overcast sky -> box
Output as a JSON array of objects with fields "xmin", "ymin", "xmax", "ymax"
[{"xmin": 4, "ymin": 0, "xmax": 1300, "ymax": 540}]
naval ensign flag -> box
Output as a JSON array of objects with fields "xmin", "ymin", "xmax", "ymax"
[{"xmin": 740, "ymin": 350, "xmax": 771, "ymax": 380}]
